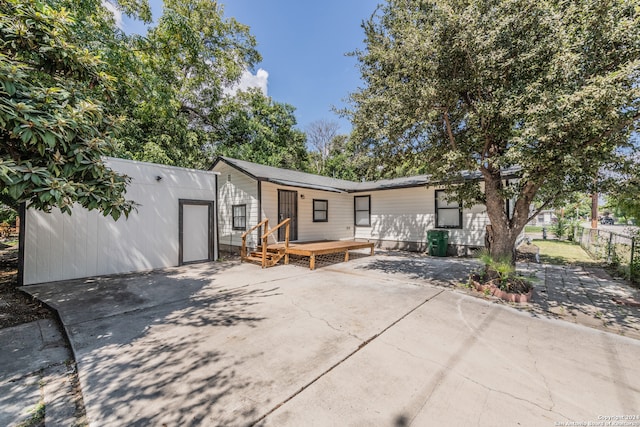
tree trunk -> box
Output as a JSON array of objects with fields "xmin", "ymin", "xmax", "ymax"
[
  {"xmin": 485, "ymin": 225, "xmax": 519, "ymax": 262},
  {"xmin": 481, "ymin": 166, "xmax": 535, "ymax": 265}
]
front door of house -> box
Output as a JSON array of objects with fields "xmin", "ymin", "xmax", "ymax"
[{"xmin": 278, "ymin": 189, "xmax": 298, "ymax": 241}]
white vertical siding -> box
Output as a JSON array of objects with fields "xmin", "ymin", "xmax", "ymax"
[
  {"xmin": 260, "ymin": 182, "xmax": 353, "ymax": 242},
  {"xmin": 23, "ymin": 158, "xmax": 218, "ymax": 285},
  {"xmin": 353, "ymin": 186, "xmax": 489, "ymax": 247},
  {"xmin": 214, "ymin": 162, "xmax": 259, "ymax": 248}
]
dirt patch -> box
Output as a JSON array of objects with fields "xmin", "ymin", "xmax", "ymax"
[{"xmin": 0, "ymin": 244, "xmax": 53, "ymax": 329}]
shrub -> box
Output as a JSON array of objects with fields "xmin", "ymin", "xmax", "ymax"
[
  {"xmin": 552, "ymin": 217, "xmax": 568, "ymax": 239},
  {"xmin": 0, "ymin": 205, "xmax": 17, "ymax": 225}
]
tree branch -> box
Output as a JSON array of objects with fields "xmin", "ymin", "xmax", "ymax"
[
  {"xmin": 583, "ymin": 111, "xmax": 640, "ymax": 147},
  {"xmin": 526, "ymin": 190, "xmax": 562, "ymax": 223},
  {"xmin": 443, "ymin": 110, "xmax": 457, "ymax": 150}
]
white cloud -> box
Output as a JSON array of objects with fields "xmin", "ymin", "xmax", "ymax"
[
  {"xmin": 102, "ymin": 1, "xmax": 124, "ymax": 30},
  {"xmin": 225, "ymin": 68, "xmax": 269, "ymax": 97}
]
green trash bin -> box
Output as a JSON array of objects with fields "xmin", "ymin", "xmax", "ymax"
[{"xmin": 427, "ymin": 230, "xmax": 449, "ymax": 256}]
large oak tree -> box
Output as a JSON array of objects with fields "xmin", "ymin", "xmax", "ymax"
[{"xmin": 349, "ymin": 0, "xmax": 640, "ymax": 260}]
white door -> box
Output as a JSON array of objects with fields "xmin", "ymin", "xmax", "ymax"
[{"xmin": 179, "ymin": 200, "xmax": 214, "ymax": 264}]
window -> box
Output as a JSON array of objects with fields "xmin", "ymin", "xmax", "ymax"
[
  {"xmin": 354, "ymin": 195, "xmax": 371, "ymax": 227},
  {"xmin": 313, "ymin": 199, "xmax": 328, "ymax": 222},
  {"xmin": 435, "ymin": 190, "xmax": 462, "ymax": 229},
  {"xmin": 232, "ymin": 204, "xmax": 246, "ymax": 230}
]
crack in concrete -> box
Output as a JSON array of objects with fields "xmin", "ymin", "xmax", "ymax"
[
  {"xmin": 476, "ymin": 391, "xmax": 490, "ymax": 427},
  {"xmin": 380, "ymin": 340, "xmax": 432, "ymax": 363},
  {"xmin": 458, "ymin": 371, "xmax": 572, "ymax": 420},
  {"xmin": 250, "ymin": 289, "xmax": 446, "ymax": 426},
  {"xmin": 526, "ymin": 323, "xmax": 555, "ymax": 413},
  {"xmin": 4, "ymin": 360, "xmax": 70, "ymax": 384},
  {"xmin": 290, "ymin": 299, "xmax": 363, "ymax": 341}
]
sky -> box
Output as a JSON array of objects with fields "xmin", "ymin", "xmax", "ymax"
[{"xmin": 119, "ymin": 0, "xmax": 381, "ymax": 134}]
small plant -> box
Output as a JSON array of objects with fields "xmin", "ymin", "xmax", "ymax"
[
  {"xmin": 459, "ymin": 281, "xmax": 472, "ymax": 289},
  {"xmin": 478, "ymin": 249, "xmax": 493, "ymax": 267},
  {"xmin": 551, "ymin": 217, "xmax": 568, "ymax": 239},
  {"xmin": 472, "ymin": 249, "xmax": 532, "ymax": 295},
  {"xmin": 493, "ymin": 257, "xmax": 515, "ymax": 285},
  {"xmin": 17, "ymin": 402, "xmax": 45, "ymax": 427},
  {"xmin": 567, "ymin": 220, "xmax": 579, "ymax": 242}
]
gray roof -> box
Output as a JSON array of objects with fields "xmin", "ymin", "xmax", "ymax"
[{"xmin": 213, "ymin": 156, "xmax": 520, "ymax": 193}]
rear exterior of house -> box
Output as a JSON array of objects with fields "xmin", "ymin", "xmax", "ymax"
[
  {"xmin": 216, "ymin": 160, "xmax": 353, "ymax": 252},
  {"xmin": 21, "ymin": 157, "xmax": 219, "ymax": 285},
  {"xmin": 352, "ymin": 186, "xmax": 488, "ymax": 252},
  {"xmin": 213, "ymin": 157, "xmax": 495, "ymax": 255}
]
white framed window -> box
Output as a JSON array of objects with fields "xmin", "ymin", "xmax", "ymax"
[
  {"xmin": 354, "ymin": 195, "xmax": 371, "ymax": 227},
  {"xmin": 435, "ymin": 190, "xmax": 462, "ymax": 229},
  {"xmin": 232, "ymin": 204, "xmax": 246, "ymax": 230},
  {"xmin": 313, "ymin": 199, "xmax": 328, "ymax": 222}
]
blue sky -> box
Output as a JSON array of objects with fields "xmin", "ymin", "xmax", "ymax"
[{"xmin": 120, "ymin": 0, "xmax": 380, "ymax": 134}]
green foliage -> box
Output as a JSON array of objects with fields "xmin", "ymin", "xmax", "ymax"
[
  {"xmin": 111, "ymin": 0, "xmax": 260, "ymax": 169},
  {"xmin": 477, "ymin": 249, "xmax": 494, "ymax": 268},
  {"xmin": 566, "ymin": 220, "xmax": 579, "ymax": 242},
  {"xmin": 213, "ymin": 89, "xmax": 309, "ymax": 170},
  {"xmin": 348, "ymin": 0, "xmax": 640, "ymax": 261},
  {"xmin": 478, "ymin": 249, "xmax": 514, "ymax": 283},
  {"xmin": 17, "ymin": 401, "xmax": 45, "ymax": 427},
  {"xmin": 1, "ymin": 0, "xmax": 264, "ymax": 218},
  {"xmin": 0, "ymin": 0, "xmax": 134, "ymax": 219},
  {"xmin": 551, "ymin": 217, "xmax": 568, "ymax": 239},
  {"xmin": 0, "ymin": 203, "xmax": 16, "ymax": 224},
  {"xmin": 605, "ymin": 165, "xmax": 640, "ymax": 222}
]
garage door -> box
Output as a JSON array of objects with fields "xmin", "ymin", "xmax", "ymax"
[{"xmin": 179, "ymin": 200, "xmax": 215, "ymax": 265}]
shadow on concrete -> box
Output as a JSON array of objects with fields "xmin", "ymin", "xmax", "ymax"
[
  {"xmin": 353, "ymin": 251, "xmax": 479, "ymax": 287},
  {"xmin": 533, "ymin": 264, "xmax": 639, "ymax": 337},
  {"xmin": 24, "ymin": 261, "xmax": 280, "ymax": 426},
  {"xmin": 346, "ymin": 251, "xmax": 639, "ymax": 339}
]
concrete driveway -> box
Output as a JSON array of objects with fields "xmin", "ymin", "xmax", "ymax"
[{"xmin": 25, "ymin": 253, "xmax": 640, "ymax": 426}]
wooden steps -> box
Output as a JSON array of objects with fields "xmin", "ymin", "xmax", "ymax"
[
  {"xmin": 242, "ymin": 246, "xmax": 287, "ymax": 268},
  {"xmin": 241, "ymin": 217, "xmax": 291, "ymax": 268}
]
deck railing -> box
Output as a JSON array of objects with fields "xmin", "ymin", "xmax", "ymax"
[
  {"xmin": 261, "ymin": 218, "xmax": 290, "ymax": 268},
  {"xmin": 241, "ymin": 218, "xmax": 269, "ymax": 258}
]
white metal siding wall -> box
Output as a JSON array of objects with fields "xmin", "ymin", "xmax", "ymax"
[
  {"xmin": 23, "ymin": 158, "xmax": 218, "ymax": 285},
  {"xmin": 261, "ymin": 182, "xmax": 353, "ymax": 242},
  {"xmin": 214, "ymin": 163, "xmax": 259, "ymax": 248},
  {"xmin": 353, "ymin": 186, "xmax": 489, "ymax": 247}
]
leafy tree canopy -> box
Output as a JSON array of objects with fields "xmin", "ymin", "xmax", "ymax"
[
  {"xmin": 59, "ymin": 0, "xmax": 261, "ymax": 169},
  {"xmin": 1, "ymin": 0, "xmax": 262, "ymax": 219},
  {"xmin": 0, "ymin": 0, "xmax": 134, "ymax": 219},
  {"xmin": 213, "ymin": 89, "xmax": 309, "ymax": 170},
  {"xmin": 348, "ymin": 0, "xmax": 640, "ymax": 259},
  {"xmin": 605, "ymin": 154, "xmax": 640, "ymax": 221}
]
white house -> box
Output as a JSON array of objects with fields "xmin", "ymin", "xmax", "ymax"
[
  {"xmin": 528, "ymin": 209, "xmax": 558, "ymax": 226},
  {"xmin": 213, "ymin": 157, "xmax": 513, "ymax": 255},
  {"xmin": 20, "ymin": 157, "xmax": 219, "ymax": 285}
]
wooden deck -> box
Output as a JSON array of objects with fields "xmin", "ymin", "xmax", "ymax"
[{"xmin": 267, "ymin": 240, "xmax": 375, "ymax": 270}]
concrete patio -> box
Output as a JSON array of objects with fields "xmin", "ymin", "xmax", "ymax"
[{"xmin": 19, "ymin": 252, "xmax": 640, "ymax": 426}]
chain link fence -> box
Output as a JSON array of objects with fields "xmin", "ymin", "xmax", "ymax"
[{"xmin": 575, "ymin": 227, "xmax": 639, "ymax": 283}]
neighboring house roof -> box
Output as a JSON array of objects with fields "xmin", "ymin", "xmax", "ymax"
[{"xmin": 212, "ymin": 156, "xmax": 520, "ymax": 193}]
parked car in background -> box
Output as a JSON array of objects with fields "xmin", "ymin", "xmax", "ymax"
[{"xmin": 600, "ymin": 216, "xmax": 614, "ymax": 225}]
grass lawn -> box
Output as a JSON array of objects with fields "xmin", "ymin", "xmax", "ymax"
[
  {"xmin": 525, "ymin": 225, "xmax": 545, "ymax": 233},
  {"xmin": 532, "ymin": 239, "xmax": 599, "ymax": 265}
]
